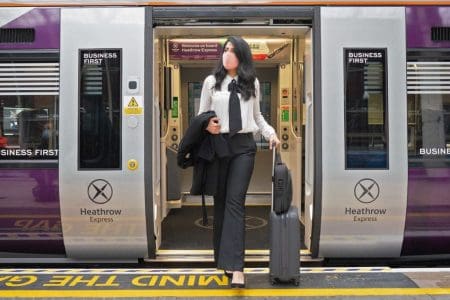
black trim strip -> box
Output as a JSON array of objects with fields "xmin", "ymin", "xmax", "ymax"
[
  {"xmin": 407, "ymin": 49, "xmax": 450, "ymax": 60},
  {"xmin": 0, "ymin": 162, "xmax": 58, "ymax": 168},
  {"xmin": 153, "ymin": 6, "xmax": 314, "ymax": 21},
  {"xmin": 311, "ymin": 6, "xmax": 322, "ymax": 258},
  {"xmin": 0, "ymin": 50, "xmax": 59, "ymax": 60},
  {"xmin": 144, "ymin": 6, "xmax": 156, "ymax": 259}
]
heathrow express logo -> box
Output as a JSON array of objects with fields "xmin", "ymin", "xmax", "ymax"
[
  {"xmin": 354, "ymin": 178, "xmax": 380, "ymax": 204},
  {"xmin": 87, "ymin": 179, "xmax": 113, "ymax": 204}
]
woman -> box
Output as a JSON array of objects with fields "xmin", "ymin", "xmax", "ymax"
[{"xmin": 198, "ymin": 36, "xmax": 280, "ymax": 288}]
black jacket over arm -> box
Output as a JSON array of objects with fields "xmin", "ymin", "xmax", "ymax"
[
  {"xmin": 177, "ymin": 111, "xmax": 230, "ymax": 195},
  {"xmin": 177, "ymin": 111, "xmax": 230, "ymax": 225}
]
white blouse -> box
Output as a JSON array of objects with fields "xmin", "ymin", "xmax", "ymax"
[{"xmin": 198, "ymin": 74, "xmax": 275, "ymax": 140}]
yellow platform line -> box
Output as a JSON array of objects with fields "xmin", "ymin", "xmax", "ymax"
[
  {"xmin": 0, "ymin": 267, "xmax": 390, "ymax": 274},
  {"xmin": 2, "ymin": 288, "xmax": 450, "ymax": 298}
]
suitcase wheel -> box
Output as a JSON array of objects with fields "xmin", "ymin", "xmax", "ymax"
[
  {"xmin": 293, "ymin": 278, "xmax": 300, "ymax": 286},
  {"xmin": 269, "ymin": 276, "xmax": 277, "ymax": 285}
]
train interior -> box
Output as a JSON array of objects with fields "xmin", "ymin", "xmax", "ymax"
[{"xmin": 152, "ymin": 27, "xmax": 313, "ymax": 261}]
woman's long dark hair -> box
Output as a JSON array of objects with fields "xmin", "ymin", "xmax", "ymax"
[{"xmin": 213, "ymin": 36, "xmax": 256, "ymax": 101}]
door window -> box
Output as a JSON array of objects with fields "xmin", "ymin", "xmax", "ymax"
[
  {"xmin": 344, "ymin": 48, "xmax": 388, "ymax": 169},
  {"xmin": 79, "ymin": 49, "xmax": 121, "ymax": 170},
  {"xmin": 255, "ymin": 81, "xmax": 272, "ymax": 150}
]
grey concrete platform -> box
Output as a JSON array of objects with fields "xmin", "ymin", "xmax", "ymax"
[{"xmin": 1, "ymin": 267, "xmax": 450, "ymax": 299}]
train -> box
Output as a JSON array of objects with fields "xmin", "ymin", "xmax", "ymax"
[{"xmin": 0, "ymin": 1, "xmax": 449, "ymax": 263}]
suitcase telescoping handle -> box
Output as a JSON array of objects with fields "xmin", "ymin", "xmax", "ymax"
[{"xmin": 271, "ymin": 144, "xmax": 277, "ymax": 211}]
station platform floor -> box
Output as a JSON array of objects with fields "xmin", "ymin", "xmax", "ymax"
[{"xmin": 1, "ymin": 266, "xmax": 450, "ymax": 299}]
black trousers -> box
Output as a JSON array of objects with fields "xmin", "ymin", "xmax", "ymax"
[{"xmin": 213, "ymin": 133, "xmax": 256, "ymax": 271}]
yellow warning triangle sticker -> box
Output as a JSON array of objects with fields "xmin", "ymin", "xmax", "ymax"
[
  {"xmin": 127, "ymin": 97, "xmax": 139, "ymax": 107},
  {"xmin": 124, "ymin": 96, "xmax": 143, "ymax": 115}
]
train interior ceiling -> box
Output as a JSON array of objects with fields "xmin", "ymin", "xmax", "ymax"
[{"xmin": 153, "ymin": 27, "xmax": 311, "ymax": 257}]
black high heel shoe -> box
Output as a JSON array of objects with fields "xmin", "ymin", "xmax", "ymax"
[{"xmin": 224, "ymin": 271, "xmax": 232, "ymax": 278}]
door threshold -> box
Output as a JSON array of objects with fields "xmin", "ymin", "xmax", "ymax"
[{"xmin": 145, "ymin": 249, "xmax": 322, "ymax": 263}]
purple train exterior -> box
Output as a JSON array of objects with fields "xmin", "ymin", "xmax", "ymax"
[
  {"xmin": 0, "ymin": 6, "xmax": 449, "ymax": 260},
  {"xmin": 0, "ymin": 8, "xmax": 63, "ymax": 255},
  {"xmin": 403, "ymin": 7, "xmax": 450, "ymax": 256}
]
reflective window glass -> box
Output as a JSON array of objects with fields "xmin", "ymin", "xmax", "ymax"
[
  {"xmin": 254, "ymin": 81, "xmax": 271, "ymax": 150},
  {"xmin": 188, "ymin": 82, "xmax": 202, "ymax": 124},
  {"xmin": 344, "ymin": 48, "xmax": 388, "ymax": 169},
  {"xmin": 407, "ymin": 57, "xmax": 450, "ymax": 168},
  {"xmin": 79, "ymin": 49, "xmax": 121, "ymax": 170},
  {"xmin": 0, "ymin": 53, "xmax": 59, "ymax": 160},
  {"xmin": 407, "ymin": 94, "xmax": 450, "ymax": 167}
]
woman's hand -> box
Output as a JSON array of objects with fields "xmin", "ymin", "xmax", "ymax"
[
  {"xmin": 269, "ymin": 134, "xmax": 281, "ymax": 150},
  {"xmin": 206, "ymin": 117, "xmax": 221, "ymax": 134}
]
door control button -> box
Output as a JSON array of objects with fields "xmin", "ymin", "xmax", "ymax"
[
  {"xmin": 127, "ymin": 116, "xmax": 139, "ymax": 128},
  {"xmin": 127, "ymin": 159, "xmax": 138, "ymax": 171}
]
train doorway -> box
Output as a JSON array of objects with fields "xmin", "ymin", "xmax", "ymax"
[{"xmin": 151, "ymin": 26, "xmax": 312, "ymax": 261}]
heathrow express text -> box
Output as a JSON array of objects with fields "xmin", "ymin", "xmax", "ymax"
[
  {"xmin": 345, "ymin": 207, "xmax": 387, "ymax": 222},
  {"xmin": 80, "ymin": 208, "xmax": 122, "ymax": 224}
]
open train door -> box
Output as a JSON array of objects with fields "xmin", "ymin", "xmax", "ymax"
[
  {"xmin": 317, "ymin": 7, "xmax": 407, "ymax": 257},
  {"xmin": 303, "ymin": 28, "xmax": 314, "ymax": 251},
  {"xmin": 59, "ymin": 7, "xmax": 151, "ymax": 259}
]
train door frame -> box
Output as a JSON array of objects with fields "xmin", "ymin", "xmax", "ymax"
[
  {"xmin": 318, "ymin": 7, "xmax": 407, "ymax": 257},
  {"xmin": 148, "ymin": 6, "xmax": 323, "ymax": 259},
  {"xmin": 303, "ymin": 28, "xmax": 315, "ymax": 251},
  {"xmin": 60, "ymin": 7, "xmax": 150, "ymax": 259}
]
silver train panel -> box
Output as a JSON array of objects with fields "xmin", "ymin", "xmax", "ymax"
[
  {"xmin": 0, "ymin": 8, "xmax": 33, "ymax": 26},
  {"xmin": 319, "ymin": 7, "xmax": 407, "ymax": 257},
  {"xmin": 304, "ymin": 28, "xmax": 314, "ymax": 250},
  {"xmin": 60, "ymin": 7, "xmax": 147, "ymax": 258}
]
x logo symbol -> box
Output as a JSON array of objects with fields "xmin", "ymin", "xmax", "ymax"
[
  {"xmin": 88, "ymin": 179, "xmax": 113, "ymax": 204},
  {"xmin": 354, "ymin": 179, "xmax": 379, "ymax": 203}
]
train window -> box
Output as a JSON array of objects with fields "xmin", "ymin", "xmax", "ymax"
[
  {"xmin": 407, "ymin": 59, "xmax": 450, "ymax": 168},
  {"xmin": 0, "ymin": 53, "xmax": 59, "ymax": 161},
  {"xmin": 188, "ymin": 82, "xmax": 202, "ymax": 124},
  {"xmin": 344, "ymin": 48, "xmax": 388, "ymax": 169},
  {"xmin": 254, "ymin": 81, "xmax": 272, "ymax": 150},
  {"xmin": 79, "ymin": 49, "xmax": 121, "ymax": 170}
]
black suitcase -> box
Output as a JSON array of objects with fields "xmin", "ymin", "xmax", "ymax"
[
  {"xmin": 272, "ymin": 149, "xmax": 292, "ymax": 214},
  {"xmin": 269, "ymin": 148, "xmax": 300, "ymax": 286}
]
